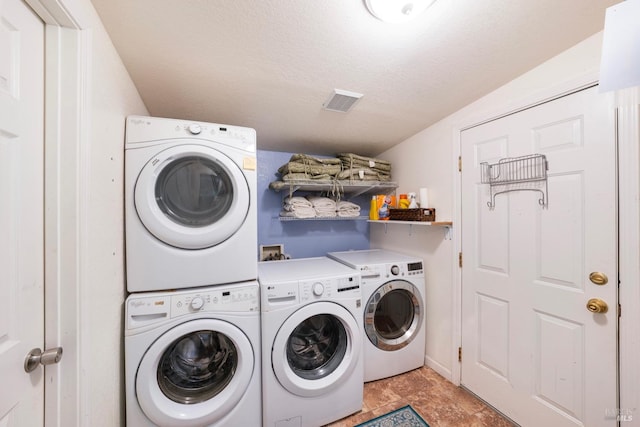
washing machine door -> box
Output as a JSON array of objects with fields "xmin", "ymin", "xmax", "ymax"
[
  {"xmin": 271, "ymin": 301, "xmax": 361, "ymax": 398},
  {"xmin": 365, "ymin": 280, "xmax": 423, "ymax": 351},
  {"xmin": 136, "ymin": 319, "xmax": 254, "ymax": 427},
  {"xmin": 135, "ymin": 144, "xmax": 250, "ymax": 249}
]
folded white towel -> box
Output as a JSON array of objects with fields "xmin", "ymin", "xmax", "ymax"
[
  {"xmin": 306, "ymin": 196, "xmax": 336, "ymax": 208},
  {"xmin": 337, "ymin": 211, "xmax": 359, "ymax": 218},
  {"xmin": 305, "ymin": 196, "xmax": 337, "ymax": 217},
  {"xmin": 315, "ymin": 210, "xmax": 337, "ymax": 218},
  {"xmin": 284, "ymin": 196, "xmax": 313, "ymax": 209},
  {"xmin": 336, "ymin": 201, "xmax": 360, "ymax": 211},
  {"xmin": 280, "ymin": 208, "xmax": 316, "ymax": 219},
  {"xmin": 336, "ymin": 200, "xmax": 361, "ymax": 217}
]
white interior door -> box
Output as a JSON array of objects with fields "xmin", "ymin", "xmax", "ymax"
[
  {"xmin": 460, "ymin": 86, "xmax": 617, "ymax": 426},
  {"xmin": 0, "ymin": 0, "xmax": 45, "ymax": 425}
]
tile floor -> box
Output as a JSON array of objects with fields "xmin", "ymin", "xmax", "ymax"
[{"xmin": 325, "ymin": 366, "xmax": 515, "ymax": 427}]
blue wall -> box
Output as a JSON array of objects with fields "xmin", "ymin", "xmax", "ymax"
[{"xmin": 257, "ymin": 150, "xmax": 370, "ymax": 259}]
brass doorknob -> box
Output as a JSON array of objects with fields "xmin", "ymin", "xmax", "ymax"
[
  {"xmin": 586, "ymin": 298, "xmax": 608, "ymax": 314},
  {"xmin": 589, "ymin": 272, "xmax": 608, "ymax": 285}
]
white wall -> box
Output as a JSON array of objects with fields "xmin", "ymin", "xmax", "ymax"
[
  {"xmin": 372, "ymin": 33, "xmax": 605, "ymax": 380},
  {"xmin": 75, "ymin": 3, "xmax": 148, "ymax": 425}
]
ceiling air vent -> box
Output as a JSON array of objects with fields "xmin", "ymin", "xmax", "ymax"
[{"xmin": 322, "ymin": 89, "xmax": 363, "ymax": 113}]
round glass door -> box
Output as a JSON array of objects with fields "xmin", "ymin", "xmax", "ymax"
[
  {"xmin": 136, "ymin": 319, "xmax": 254, "ymax": 426},
  {"xmin": 272, "ymin": 302, "xmax": 361, "ymax": 397},
  {"xmin": 155, "ymin": 156, "xmax": 234, "ymax": 228},
  {"xmin": 365, "ymin": 280, "xmax": 423, "ymax": 351},
  {"xmin": 287, "ymin": 314, "xmax": 347, "ymax": 380},
  {"xmin": 135, "ymin": 144, "xmax": 250, "ymax": 249},
  {"xmin": 157, "ymin": 330, "xmax": 237, "ymax": 404}
]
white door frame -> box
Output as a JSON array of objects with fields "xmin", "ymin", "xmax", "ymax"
[
  {"xmin": 616, "ymin": 88, "xmax": 640, "ymax": 423},
  {"xmin": 452, "ymin": 73, "xmax": 639, "ymax": 422},
  {"xmin": 23, "ymin": 0, "xmax": 89, "ymax": 425}
]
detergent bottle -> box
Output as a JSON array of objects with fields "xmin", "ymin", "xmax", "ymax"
[
  {"xmin": 399, "ymin": 194, "xmax": 409, "ymax": 209},
  {"xmin": 369, "ymin": 195, "xmax": 379, "ymax": 220},
  {"xmin": 378, "ymin": 195, "xmax": 394, "ymax": 220}
]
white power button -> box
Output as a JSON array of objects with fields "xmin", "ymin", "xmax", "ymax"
[
  {"xmin": 188, "ymin": 124, "xmax": 202, "ymax": 135},
  {"xmin": 312, "ymin": 282, "xmax": 324, "ymax": 296},
  {"xmin": 190, "ymin": 296, "xmax": 205, "ymax": 310}
]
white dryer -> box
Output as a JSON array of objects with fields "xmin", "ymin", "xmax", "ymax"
[
  {"xmin": 258, "ymin": 257, "xmax": 363, "ymax": 427},
  {"xmin": 327, "ymin": 249, "xmax": 426, "ymax": 382},
  {"xmin": 124, "ymin": 281, "xmax": 261, "ymax": 427},
  {"xmin": 125, "ymin": 115, "xmax": 257, "ymax": 292}
]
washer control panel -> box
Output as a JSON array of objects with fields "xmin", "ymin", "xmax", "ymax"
[
  {"xmin": 171, "ymin": 285, "xmax": 259, "ymax": 317},
  {"xmin": 299, "ymin": 275, "xmax": 360, "ymax": 302},
  {"xmin": 262, "ymin": 274, "xmax": 361, "ymax": 308},
  {"xmin": 126, "ymin": 283, "xmax": 259, "ymax": 331}
]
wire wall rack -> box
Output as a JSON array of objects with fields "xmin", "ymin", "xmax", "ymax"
[{"xmin": 480, "ymin": 154, "xmax": 549, "ymax": 209}]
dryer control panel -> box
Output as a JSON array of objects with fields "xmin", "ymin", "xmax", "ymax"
[
  {"xmin": 126, "ymin": 115, "xmax": 257, "ymax": 152},
  {"xmin": 386, "ymin": 261, "xmax": 424, "ymax": 278}
]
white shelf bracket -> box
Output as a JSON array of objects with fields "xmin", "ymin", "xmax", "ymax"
[{"xmin": 368, "ymin": 220, "xmax": 453, "ymax": 240}]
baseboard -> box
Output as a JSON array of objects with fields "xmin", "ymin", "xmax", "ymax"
[{"xmin": 424, "ymin": 356, "xmax": 453, "ymax": 383}]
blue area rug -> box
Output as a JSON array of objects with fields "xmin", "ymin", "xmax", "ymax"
[{"xmin": 355, "ymin": 405, "xmax": 430, "ymax": 427}]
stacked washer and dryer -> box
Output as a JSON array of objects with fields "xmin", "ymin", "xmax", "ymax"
[
  {"xmin": 121, "ymin": 117, "xmax": 428, "ymax": 427},
  {"xmin": 123, "ymin": 116, "xmax": 262, "ymax": 427}
]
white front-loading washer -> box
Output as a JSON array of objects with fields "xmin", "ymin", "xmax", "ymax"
[
  {"xmin": 258, "ymin": 257, "xmax": 363, "ymax": 427},
  {"xmin": 125, "ymin": 115, "xmax": 257, "ymax": 292},
  {"xmin": 327, "ymin": 249, "xmax": 426, "ymax": 382},
  {"xmin": 124, "ymin": 281, "xmax": 261, "ymax": 427}
]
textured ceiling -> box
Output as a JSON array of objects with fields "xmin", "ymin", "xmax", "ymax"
[{"xmin": 90, "ymin": 0, "xmax": 617, "ymax": 156}]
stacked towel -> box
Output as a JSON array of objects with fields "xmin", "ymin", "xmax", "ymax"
[
  {"xmin": 278, "ymin": 154, "xmax": 342, "ymax": 181},
  {"xmin": 307, "ymin": 196, "xmax": 337, "ymax": 218},
  {"xmin": 280, "ymin": 196, "xmax": 315, "ymax": 219},
  {"xmin": 337, "ymin": 153, "xmax": 392, "ymax": 182},
  {"xmin": 279, "ymin": 196, "xmax": 363, "ymax": 219},
  {"xmin": 336, "ymin": 201, "xmax": 361, "ymax": 218}
]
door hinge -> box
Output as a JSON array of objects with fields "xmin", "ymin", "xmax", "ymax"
[
  {"xmin": 458, "ymin": 347, "xmax": 462, "ymax": 362},
  {"xmin": 458, "ymin": 252, "xmax": 462, "ymax": 268},
  {"xmin": 619, "ymin": 303, "xmax": 622, "ymax": 318},
  {"xmin": 458, "ymin": 156, "xmax": 462, "ymax": 172}
]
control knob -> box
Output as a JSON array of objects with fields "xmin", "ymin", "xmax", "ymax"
[
  {"xmin": 190, "ymin": 296, "xmax": 205, "ymax": 310},
  {"xmin": 390, "ymin": 265, "xmax": 400, "ymax": 275},
  {"xmin": 188, "ymin": 123, "xmax": 202, "ymax": 135},
  {"xmin": 312, "ymin": 282, "xmax": 324, "ymax": 296}
]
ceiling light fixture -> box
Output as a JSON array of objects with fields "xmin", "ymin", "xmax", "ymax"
[{"xmin": 365, "ymin": 0, "xmax": 436, "ymax": 24}]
